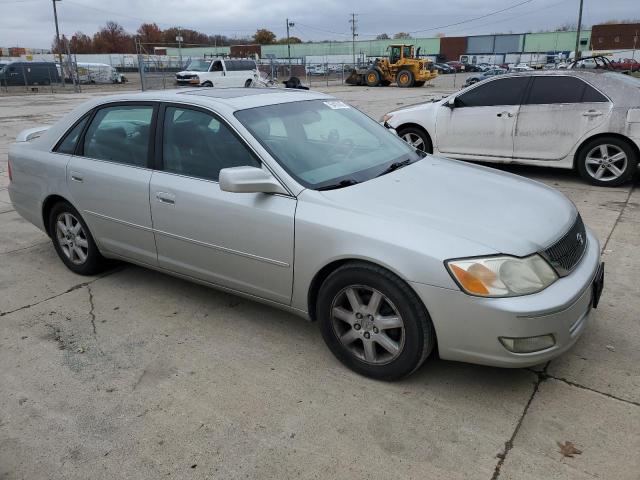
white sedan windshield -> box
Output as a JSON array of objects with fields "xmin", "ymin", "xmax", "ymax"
[{"xmin": 235, "ymin": 99, "xmax": 422, "ymax": 189}]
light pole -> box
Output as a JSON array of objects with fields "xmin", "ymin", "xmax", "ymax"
[
  {"xmin": 176, "ymin": 27, "xmax": 183, "ymax": 69},
  {"xmin": 286, "ymin": 19, "xmax": 294, "ymax": 76},
  {"xmin": 51, "ymin": 0, "xmax": 65, "ymax": 87},
  {"xmin": 574, "ymin": 0, "xmax": 584, "ymax": 61}
]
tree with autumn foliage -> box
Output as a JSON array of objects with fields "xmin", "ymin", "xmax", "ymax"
[
  {"xmin": 137, "ymin": 23, "xmax": 163, "ymax": 45},
  {"xmin": 253, "ymin": 29, "xmax": 276, "ymax": 45},
  {"xmin": 92, "ymin": 21, "xmax": 135, "ymax": 53}
]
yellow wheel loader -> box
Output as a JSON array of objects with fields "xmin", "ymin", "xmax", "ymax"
[{"xmin": 346, "ymin": 44, "xmax": 438, "ymax": 88}]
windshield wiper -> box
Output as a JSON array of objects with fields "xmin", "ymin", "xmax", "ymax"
[
  {"xmin": 317, "ymin": 179, "xmax": 359, "ymax": 191},
  {"xmin": 376, "ymin": 158, "xmax": 413, "ymax": 178}
]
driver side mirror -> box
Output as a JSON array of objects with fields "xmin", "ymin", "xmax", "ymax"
[
  {"xmin": 445, "ymin": 97, "xmax": 457, "ymax": 109},
  {"xmin": 219, "ymin": 166, "xmax": 288, "ymax": 195}
]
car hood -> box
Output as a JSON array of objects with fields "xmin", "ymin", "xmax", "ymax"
[
  {"xmin": 317, "ymin": 156, "xmax": 576, "ymax": 257},
  {"xmin": 176, "ymin": 70, "xmax": 205, "ymax": 75}
]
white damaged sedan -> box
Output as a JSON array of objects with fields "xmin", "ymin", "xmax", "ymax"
[{"xmin": 9, "ymin": 88, "xmax": 603, "ymax": 379}]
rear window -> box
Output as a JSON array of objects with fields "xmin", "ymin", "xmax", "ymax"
[{"xmin": 525, "ymin": 76, "xmax": 608, "ymax": 104}]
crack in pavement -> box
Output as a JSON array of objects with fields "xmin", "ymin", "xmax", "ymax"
[
  {"xmin": 87, "ymin": 284, "xmax": 97, "ymax": 336},
  {"xmin": 539, "ymin": 372, "xmax": 640, "ymax": 407},
  {"xmin": 0, "ymin": 240, "xmax": 50, "ymax": 256},
  {"xmin": 601, "ymin": 183, "xmax": 636, "ymax": 253},
  {"xmin": 0, "ymin": 267, "xmax": 123, "ymax": 318},
  {"xmin": 491, "ymin": 362, "xmax": 550, "ymax": 480}
]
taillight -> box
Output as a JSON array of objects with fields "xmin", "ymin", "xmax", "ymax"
[{"xmin": 7, "ymin": 158, "xmax": 11, "ymax": 182}]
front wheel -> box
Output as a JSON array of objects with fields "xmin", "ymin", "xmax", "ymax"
[
  {"xmin": 576, "ymin": 136, "xmax": 638, "ymax": 187},
  {"xmin": 244, "ymin": 79, "xmax": 253, "ymax": 88},
  {"xmin": 49, "ymin": 202, "xmax": 107, "ymax": 275},
  {"xmin": 201, "ymin": 81, "xmax": 213, "ymax": 87},
  {"xmin": 317, "ymin": 262, "xmax": 435, "ymax": 380},
  {"xmin": 397, "ymin": 126, "xmax": 433, "ymax": 154},
  {"xmin": 396, "ymin": 69, "xmax": 415, "ymax": 88},
  {"xmin": 365, "ymin": 69, "xmax": 381, "ymax": 87}
]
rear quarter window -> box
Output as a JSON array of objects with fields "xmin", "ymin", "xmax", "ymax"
[{"xmin": 54, "ymin": 115, "xmax": 90, "ymax": 154}]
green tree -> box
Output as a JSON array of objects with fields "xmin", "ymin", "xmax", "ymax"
[{"xmin": 253, "ymin": 28, "xmax": 277, "ymax": 45}]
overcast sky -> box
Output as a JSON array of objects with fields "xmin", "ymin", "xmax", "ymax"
[{"xmin": 0, "ymin": 0, "xmax": 637, "ymax": 48}]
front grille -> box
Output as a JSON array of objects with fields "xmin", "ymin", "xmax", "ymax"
[{"xmin": 540, "ymin": 214, "xmax": 587, "ymax": 277}]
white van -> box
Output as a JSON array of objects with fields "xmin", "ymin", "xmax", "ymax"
[
  {"xmin": 73, "ymin": 63, "xmax": 125, "ymax": 84},
  {"xmin": 175, "ymin": 58, "xmax": 259, "ymax": 87}
]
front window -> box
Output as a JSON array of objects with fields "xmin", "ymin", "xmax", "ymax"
[
  {"xmin": 235, "ymin": 99, "xmax": 423, "ymax": 190},
  {"xmin": 185, "ymin": 60, "xmax": 211, "ymax": 72}
]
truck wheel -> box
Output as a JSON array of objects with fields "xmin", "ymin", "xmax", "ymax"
[
  {"xmin": 397, "ymin": 69, "xmax": 415, "ymax": 88},
  {"xmin": 365, "ymin": 69, "xmax": 381, "ymax": 87}
]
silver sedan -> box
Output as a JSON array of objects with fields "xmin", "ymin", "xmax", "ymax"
[{"xmin": 8, "ymin": 88, "xmax": 604, "ymax": 379}]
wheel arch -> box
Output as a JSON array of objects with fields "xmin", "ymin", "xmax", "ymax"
[
  {"xmin": 395, "ymin": 123, "xmax": 433, "ymax": 149},
  {"xmin": 306, "ymin": 257, "xmax": 427, "ymax": 322},
  {"xmin": 573, "ymin": 132, "xmax": 640, "ymax": 168},
  {"xmin": 42, "ymin": 194, "xmax": 73, "ymax": 238}
]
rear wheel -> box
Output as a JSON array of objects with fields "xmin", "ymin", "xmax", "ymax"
[
  {"xmin": 244, "ymin": 79, "xmax": 253, "ymax": 88},
  {"xmin": 576, "ymin": 136, "xmax": 638, "ymax": 187},
  {"xmin": 365, "ymin": 69, "xmax": 381, "ymax": 87},
  {"xmin": 201, "ymin": 81, "xmax": 213, "ymax": 87},
  {"xmin": 397, "ymin": 69, "xmax": 415, "ymax": 88},
  {"xmin": 317, "ymin": 262, "xmax": 435, "ymax": 380},
  {"xmin": 397, "ymin": 126, "xmax": 432, "ymax": 154},
  {"xmin": 49, "ymin": 202, "xmax": 107, "ymax": 275}
]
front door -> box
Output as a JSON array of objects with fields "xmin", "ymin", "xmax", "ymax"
[
  {"xmin": 149, "ymin": 104, "xmax": 296, "ymax": 304},
  {"xmin": 67, "ymin": 102, "xmax": 157, "ymax": 265},
  {"xmin": 513, "ymin": 75, "xmax": 611, "ymax": 161},
  {"xmin": 435, "ymin": 76, "xmax": 530, "ymax": 159}
]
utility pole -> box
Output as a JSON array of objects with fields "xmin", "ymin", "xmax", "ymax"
[
  {"xmin": 349, "ymin": 13, "xmax": 358, "ymax": 68},
  {"xmin": 573, "ymin": 0, "xmax": 584, "ymax": 61},
  {"xmin": 51, "ymin": 0, "xmax": 65, "ymax": 88},
  {"xmin": 286, "ymin": 18, "xmax": 294, "ymax": 75},
  {"xmin": 177, "ymin": 27, "xmax": 183, "ymax": 69}
]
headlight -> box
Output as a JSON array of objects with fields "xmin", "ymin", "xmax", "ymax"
[
  {"xmin": 446, "ymin": 254, "xmax": 557, "ymax": 297},
  {"xmin": 380, "ymin": 113, "xmax": 394, "ymax": 123}
]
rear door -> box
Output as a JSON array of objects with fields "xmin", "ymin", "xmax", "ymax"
[
  {"xmin": 435, "ymin": 76, "xmax": 530, "ymax": 159},
  {"xmin": 513, "ymin": 75, "xmax": 611, "ymax": 161},
  {"xmin": 149, "ymin": 103, "xmax": 296, "ymax": 304},
  {"xmin": 67, "ymin": 102, "xmax": 158, "ymax": 265}
]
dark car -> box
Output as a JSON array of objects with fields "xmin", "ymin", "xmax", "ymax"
[
  {"xmin": 0, "ymin": 61, "xmax": 61, "ymax": 86},
  {"xmin": 446, "ymin": 61, "xmax": 465, "ymax": 72},
  {"xmin": 434, "ymin": 63, "xmax": 454, "ymax": 74},
  {"xmin": 462, "ymin": 63, "xmax": 482, "ymax": 72}
]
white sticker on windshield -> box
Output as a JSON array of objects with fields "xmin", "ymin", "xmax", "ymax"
[{"xmin": 323, "ymin": 100, "xmax": 350, "ymax": 110}]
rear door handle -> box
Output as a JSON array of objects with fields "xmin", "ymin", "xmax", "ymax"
[
  {"xmin": 155, "ymin": 192, "xmax": 175, "ymax": 205},
  {"xmin": 497, "ymin": 111, "xmax": 513, "ymax": 118},
  {"xmin": 70, "ymin": 171, "xmax": 84, "ymax": 182},
  {"xmin": 582, "ymin": 110, "xmax": 603, "ymax": 117}
]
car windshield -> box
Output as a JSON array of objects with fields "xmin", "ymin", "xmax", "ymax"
[
  {"xmin": 185, "ymin": 60, "xmax": 210, "ymax": 72},
  {"xmin": 235, "ymin": 99, "xmax": 423, "ymax": 190}
]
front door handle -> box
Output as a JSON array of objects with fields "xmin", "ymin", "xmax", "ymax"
[
  {"xmin": 582, "ymin": 110, "xmax": 603, "ymax": 117},
  {"xmin": 497, "ymin": 111, "xmax": 513, "ymax": 118},
  {"xmin": 70, "ymin": 171, "xmax": 84, "ymax": 182},
  {"xmin": 155, "ymin": 192, "xmax": 175, "ymax": 205}
]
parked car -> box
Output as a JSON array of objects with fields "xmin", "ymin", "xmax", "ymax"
[
  {"xmin": 462, "ymin": 63, "xmax": 482, "ymax": 72},
  {"xmin": 383, "ymin": 71, "xmax": 640, "ymax": 187},
  {"xmin": 463, "ymin": 68, "xmax": 507, "ymax": 86},
  {"xmin": 446, "ymin": 61, "xmax": 465, "ymax": 72},
  {"xmin": 72, "ymin": 63, "xmax": 126, "ymax": 84},
  {"xmin": 611, "ymin": 58, "xmax": 640, "ymax": 72},
  {"xmin": 509, "ymin": 63, "xmax": 534, "ymax": 72},
  {"xmin": 8, "ymin": 88, "xmax": 604, "ymax": 379},
  {"xmin": 0, "ymin": 61, "xmax": 61, "ymax": 86},
  {"xmin": 175, "ymin": 58, "xmax": 259, "ymax": 87},
  {"xmin": 434, "ymin": 63, "xmax": 454, "ymax": 74}
]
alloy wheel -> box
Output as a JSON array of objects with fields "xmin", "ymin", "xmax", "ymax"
[
  {"xmin": 402, "ymin": 132, "xmax": 425, "ymax": 151},
  {"xmin": 585, "ymin": 144, "xmax": 628, "ymax": 182},
  {"xmin": 330, "ymin": 285, "xmax": 405, "ymax": 365},
  {"xmin": 55, "ymin": 212, "xmax": 89, "ymax": 265}
]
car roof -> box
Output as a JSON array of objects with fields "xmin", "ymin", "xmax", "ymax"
[{"xmin": 88, "ymin": 87, "xmax": 332, "ymax": 111}]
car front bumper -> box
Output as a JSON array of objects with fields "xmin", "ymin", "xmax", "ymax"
[{"xmin": 410, "ymin": 229, "xmax": 602, "ymax": 368}]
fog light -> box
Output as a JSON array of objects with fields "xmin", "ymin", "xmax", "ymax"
[{"xmin": 499, "ymin": 334, "xmax": 555, "ymax": 353}]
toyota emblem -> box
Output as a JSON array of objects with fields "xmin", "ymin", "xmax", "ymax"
[{"xmin": 576, "ymin": 232, "xmax": 584, "ymax": 246}]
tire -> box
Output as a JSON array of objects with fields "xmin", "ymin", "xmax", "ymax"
[
  {"xmin": 317, "ymin": 262, "xmax": 436, "ymax": 380},
  {"xmin": 365, "ymin": 69, "xmax": 381, "ymax": 87},
  {"xmin": 396, "ymin": 69, "xmax": 415, "ymax": 88},
  {"xmin": 576, "ymin": 136, "xmax": 638, "ymax": 187},
  {"xmin": 397, "ymin": 126, "xmax": 433, "ymax": 154},
  {"xmin": 48, "ymin": 201, "xmax": 107, "ymax": 275},
  {"xmin": 244, "ymin": 79, "xmax": 253, "ymax": 88},
  {"xmin": 201, "ymin": 81, "xmax": 213, "ymax": 87}
]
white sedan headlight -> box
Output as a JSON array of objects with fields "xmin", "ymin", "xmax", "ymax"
[{"xmin": 446, "ymin": 254, "xmax": 557, "ymax": 297}]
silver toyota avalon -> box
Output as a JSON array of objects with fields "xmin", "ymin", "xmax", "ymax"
[{"xmin": 8, "ymin": 88, "xmax": 604, "ymax": 380}]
